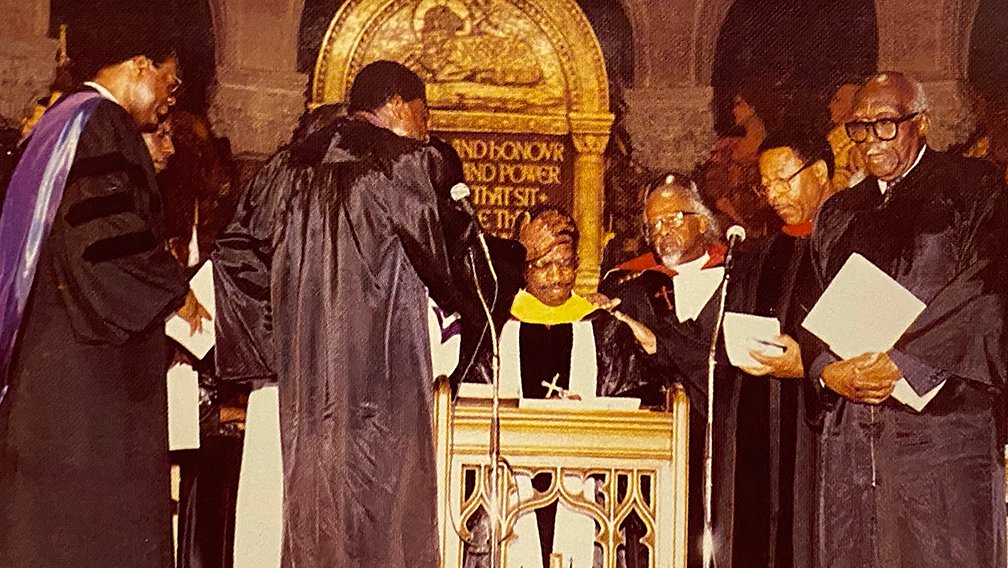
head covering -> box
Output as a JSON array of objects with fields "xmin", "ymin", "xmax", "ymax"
[{"xmin": 65, "ymin": 1, "xmax": 178, "ymax": 81}]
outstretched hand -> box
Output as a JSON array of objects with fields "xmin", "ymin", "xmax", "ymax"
[{"xmin": 177, "ymin": 289, "xmax": 212, "ymax": 336}]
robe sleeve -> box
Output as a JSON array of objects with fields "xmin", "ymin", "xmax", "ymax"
[
  {"xmin": 211, "ymin": 153, "xmax": 290, "ymax": 383},
  {"xmin": 51, "ymin": 102, "xmax": 187, "ymax": 343},
  {"xmin": 894, "ymin": 179, "xmax": 1008, "ymax": 391},
  {"xmin": 388, "ymin": 145, "xmax": 463, "ymax": 314},
  {"xmin": 593, "ymin": 313, "xmax": 649, "ymax": 398}
]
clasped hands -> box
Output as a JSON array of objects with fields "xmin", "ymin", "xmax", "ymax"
[{"xmin": 821, "ymin": 351, "xmax": 901, "ymax": 405}]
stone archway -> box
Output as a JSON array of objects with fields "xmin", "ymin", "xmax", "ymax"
[{"xmin": 312, "ymin": 0, "xmax": 613, "ymax": 289}]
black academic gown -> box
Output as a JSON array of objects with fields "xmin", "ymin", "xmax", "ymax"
[
  {"xmin": 803, "ymin": 148, "xmax": 1008, "ymax": 568},
  {"xmin": 0, "ymin": 97, "xmax": 188, "ymax": 568},
  {"xmin": 212, "ymin": 116, "xmax": 467, "ymax": 567},
  {"xmin": 731, "ymin": 232, "xmax": 820, "ymax": 568},
  {"xmin": 607, "ymin": 255, "xmax": 744, "ymax": 568}
]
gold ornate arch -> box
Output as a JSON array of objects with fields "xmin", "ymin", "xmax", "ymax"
[{"xmin": 311, "ymin": 0, "xmax": 614, "ymax": 290}]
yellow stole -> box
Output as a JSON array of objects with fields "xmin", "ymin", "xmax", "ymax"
[{"xmin": 509, "ymin": 289, "xmax": 597, "ymax": 325}]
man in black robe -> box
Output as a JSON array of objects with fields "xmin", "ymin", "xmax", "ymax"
[
  {"xmin": 602, "ymin": 174, "xmax": 738, "ymax": 567},
  {"xmin": 213, "ymin": 61, "xmax": 475, "ymax": 567},
  {"xmin": 803, "ymin": 71, "xmax": 1007, "ymax": 567},
  {"xmin": 726, "ymin": 129, "xmax": 837, "ymax": 568},
  {"xmin": 0, "ymin": 17, "xmax": 205, "ymax": 568}
]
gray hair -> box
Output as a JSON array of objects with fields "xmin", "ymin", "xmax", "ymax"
[
  {"xmin": 873, "ymin": 72, "xmax": 930, "ymax": 114},
  {"xmin": 643, "ymin": 173, "xmax": 721, "ymax": 242},
  {"xmin": 908, "ymin": 79, "xmax": 930, "ymax": 114}
]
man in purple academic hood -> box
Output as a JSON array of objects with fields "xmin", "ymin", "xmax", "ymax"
[{"xmin": 0, "ymin": 10, "xmax": 207, "ymax": 568}]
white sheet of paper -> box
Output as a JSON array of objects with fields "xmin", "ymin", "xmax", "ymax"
[
  {"xmin": 801, "ymin": 253, "xmax": 925, "ymax": 359},
  {"xmin": 891, "ymin": 378, "xmax": 946, "ymax": 412},
  {"xmin": 167, "ymin": 363, "xmax": 200, "ymax": 451},
  {"xmin": 166, "ymin": 261, "xmax": 216, "ymax": 358},
  {"xmin": 456, "ymin": 381, "xmax": 521, "ymax": 400},
  {"xmin": 802, "ymin": 253, "xmax": 941, "ymax": 410},
  {"xmin": 723, "ymin": 312, "xmax": 782, "ymax": 368},
  {"xmin": 672, "ymin": 267, "xmax": 724, "ymax": 322}
]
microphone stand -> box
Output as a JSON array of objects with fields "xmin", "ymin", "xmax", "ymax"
[
  {"xmin": 702, "ymin": 234, "xmax": 742, "ymax": 568},
  {"xmin": 466, "ymin": 224, "xmax": 503, "ymax": 568}
]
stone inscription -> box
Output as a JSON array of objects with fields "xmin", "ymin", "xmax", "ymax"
[{"xmin": 441, "ymin": 133, "xmax": 573, "ymax": 236}]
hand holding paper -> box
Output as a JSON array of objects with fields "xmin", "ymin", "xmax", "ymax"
[
  {"xmin": 801, "ymin": 253, "xmax": 942, "ymax": 410},
  {"xmin": 166, "ymin": 261, "xmax": 216, "ymax": 358},
  {"xmin": 747, "ymin": 334, "xmax": 804, "ymax": 378}
]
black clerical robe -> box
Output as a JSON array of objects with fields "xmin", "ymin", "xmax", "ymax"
[
  {"xmin": 0, "ymin": 97, "xmax": 187, "ymax": 568},
  {"xmin": 464, "ymin": 291, "xmax": 647, "ymax": 568},
  {"xmin": 804, "ymin": 148, "xmax": 1008, "ymax": 568},
  {"xmin": 213, "ymin": 116, "xmax": 463, "ymax": 567},
  {"xmin": 606, "ymin": 249, "xmax": 747, "ymax": 568},
  {"xmin": 732, "ymin": 231, "xmax": 819, "ymax": 568}
]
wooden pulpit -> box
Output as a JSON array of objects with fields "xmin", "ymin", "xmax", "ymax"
[{"xmin": 433, "ymin": 378, "xmax": 690, "ymax": 568}]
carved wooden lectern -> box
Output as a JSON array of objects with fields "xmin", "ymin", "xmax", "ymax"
[{"xmin": 433, "ymin": 378, "xmax": 690, "ymax": 568}]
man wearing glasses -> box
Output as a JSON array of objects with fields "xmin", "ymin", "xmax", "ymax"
[
  {"xmin": 719, "ymin": 129, "xmax": 838, "ymax": 568},
  {"xmin": 601, "ymin": 174, "xmax": 732, "ymax": 566},
  {"xmin": 803, "ymin": 72, "xmax": 1008, "ymax": 567},
  {"xmin": 0, "ymin": 9, "xmax": 204, "ymax": 568}
]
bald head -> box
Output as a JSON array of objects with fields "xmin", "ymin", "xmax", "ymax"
[{"xmin": 848, "ymin": 72, "xmax": 929, "ymax": 181}]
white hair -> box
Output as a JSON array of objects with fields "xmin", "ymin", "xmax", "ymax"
[
  {"xmin": 908, "ymin": 79, "xmax": 930, "ymax": 114},
  {"xmin": 875, "ymin": 72, "xmax": 930, "ymax": 114},
  {"xmin": 644, "ymin": 175, "xmax": 721, "ymax": 242}
]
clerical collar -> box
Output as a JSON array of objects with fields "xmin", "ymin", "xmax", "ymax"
[
  {"xmin": 672, "ymin": 251, "xmax": 711, "ymax": 273},
  {"xmin": 83, "ymin": 82, "xmax": 122, "ymax": 107},
  {"xmin": 878, "ymin": 145, "xmax": 926, "ymax": 194},
  {"xmin": 510, "ymin": 289, "xmax": 597, "ymax": 325}
]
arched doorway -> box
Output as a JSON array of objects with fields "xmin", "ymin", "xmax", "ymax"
[
  {"xmin": 311, "ymin": 0, "xmax": 614, "ymax": 289},
  {"xmin": 298, "ymin": 0, "xmax": 633, "ymax": 87},
  {"xmin": 710, "ymin": 0, "xmax": 878, "ymax": 135}
]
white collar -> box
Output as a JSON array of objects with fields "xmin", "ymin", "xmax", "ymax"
[
  {"xmin": 672, "ymin": 251, "xmax": 711, "ymax": 273},
  {"xmin": 83, "ymin": 81, "xmax": 123, "ymax": 107},
  {"xmin": 878, "ymin": 145, "xmax": 926, "ymax": 194}
]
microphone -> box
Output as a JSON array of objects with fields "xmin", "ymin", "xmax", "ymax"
[
  {"xmin": 450, "ymin": 182, "xmax": 479, "ymax": 219},
  {"xmin": 702, "ymin": 224, "xmax": 746, "ymax": 568},
  {"xmin": 450, "ymin": 181, "xmax": 503, "ymax": 563},
  {"xmin": 726, "ymin": 224, "xmax": 746, "ymax": 246},
  {"xmin": 724, "ymin": 224, "xmax": 746, "ymax": 272}
]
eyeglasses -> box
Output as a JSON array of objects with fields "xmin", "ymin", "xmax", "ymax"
[
  {"xmin": 527, "ymin": 256, "xmax": 578, "ymax": 273},
  {"xmin": 648, "ymin": 211, "xmax": 699, "ymax": 233},
  {"xmin": 845, "ymin": 112, "xmax": 920, "ymax": 143},
  {"xmin": 760, "ymin": 160, "xmax": 814, "ymax": 196}
]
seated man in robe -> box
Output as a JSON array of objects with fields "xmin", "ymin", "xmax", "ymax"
[{"xmin": 463, "ymin": 205, "xmax": 655, "ymax": 568}]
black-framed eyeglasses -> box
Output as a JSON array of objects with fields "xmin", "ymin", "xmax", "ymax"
[
  {"xmin": 845, "ymin": 112, "xmax": 920, "ymax": 143},
  {"xmin": 527, "ymin": 255, "xmax": 579, "ymax": 273},
  {"xmin": 760, "ymin": 160, "xmax": 814, "ymax": 196},
  {"xmin": 648, "ymin": 211, "xmax": 699, "ymax": 233}
]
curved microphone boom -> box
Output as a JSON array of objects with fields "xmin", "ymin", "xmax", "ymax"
[{"xmin": 450, "ymin": 182, "xmax": 504, "ymax": 568}]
